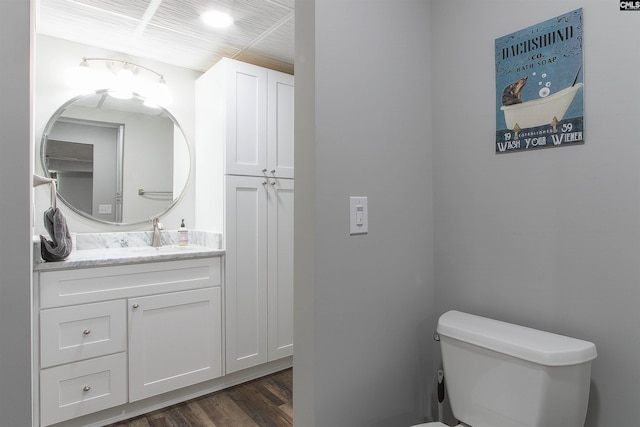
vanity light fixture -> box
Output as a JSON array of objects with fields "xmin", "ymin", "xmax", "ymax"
[
  {"xmin": 143, "ymin": 76, "xmax": 172, "ymax": 108},
  {"xmin": 201, "ymin": 10, "xmax": 234, "ymax": 28},
  {"xmin": 109, "ymin": 65, "xmax": 135, "ymax": 100},
  {"xmin": 67, "ymin": 58, "xmax": 173, "ymax": 107},
  {"xmin": 65, "ymin": 59, "xmax": 99, "ymax": 94}
]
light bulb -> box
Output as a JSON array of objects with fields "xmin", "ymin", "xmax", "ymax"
[
  {"xmin": 144, "ymin": 78, "xmax": 172, "ymax": 108},
  {"xmin": 108, "ymin": 67, "xmax": 134, "ymax": 100},
  {"xmin": 201, "ymin": 10, "xmax": 234, "ymax": 28},
  {"xmin": 65, "ymin": 60, "xmax": 97, "ymax": 94}
]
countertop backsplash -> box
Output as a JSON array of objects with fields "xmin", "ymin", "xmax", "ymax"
[
  {"xmin": 34, "ymin": 230, "xmax": 223, "ymax": 267},
  {"xmin": 72, "ymin": 230, "xmax": 222, "ymax": 250}
]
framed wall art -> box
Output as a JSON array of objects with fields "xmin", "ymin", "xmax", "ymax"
[{"xmin": 495, "ymin": 8, "xmax": 584, "ymax": 153}]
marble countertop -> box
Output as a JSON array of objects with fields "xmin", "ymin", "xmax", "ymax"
[{"xmin": 34, "ymin": 230, "xmax": 224, "ymax": 271}]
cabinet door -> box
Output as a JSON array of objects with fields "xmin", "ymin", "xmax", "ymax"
[
  {"xmin": 225, "ymin": 60, "xmax": 268, "ymax": 176},
  {"xmin": 267, "ymin": 178, "xmax": 294, "ymax": 360},
  {"xmin": 225, "ymin": 175, "xmax": 268, "ymax": 373},
  {"xmin": 267, "ymin": 71, "xmax": 294, "ymax": 178},
  {"xmin": 128, "ymin": 287, "xmax": 222, "ymax": 402}
]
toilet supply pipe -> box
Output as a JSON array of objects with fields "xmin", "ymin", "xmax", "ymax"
[{"xmin": 437, "ymin": 370, "xmax": 445, "ymax": 423}]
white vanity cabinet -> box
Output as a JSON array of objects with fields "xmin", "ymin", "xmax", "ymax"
[
  {"xmin": 224, "ymin": 175, "xmax": 294, "ymax": 373},
  {"xmin": 35, "ymin": 257, "xmax": 222, "ymax": 426}
]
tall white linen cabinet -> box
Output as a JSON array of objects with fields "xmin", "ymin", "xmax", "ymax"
[{"xmin": 195, "ymin": 58, "xmax": 294, "ymax": 374}]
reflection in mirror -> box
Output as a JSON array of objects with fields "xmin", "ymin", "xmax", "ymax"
[
  {"xmin": 41, "ymin": 90, "xmax": 190, "ymax": 225},
  {"xmin": 46, "ymin": 119, "xmax": 123, "ymax": 221}
]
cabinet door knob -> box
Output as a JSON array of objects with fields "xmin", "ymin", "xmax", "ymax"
[
  {"xmin": 262, "ymin": 169, "xmax": 268, "ymax": 173},
  {"xmin": 271, "ymin": 169, "xmax": 276, "ymax": 174},
  {"xmin": 270, "ymin": 181, "xmax": 276, "ymax": 186},
  {"xmin": 83, "ymin": 386, "xmax": 91, "ymax": 392},
  {"xmin": 132, "ymin": 303, "xmax": 139, "ymax": 309},
  {"xmin": 82, "ymin": 329, "xmax": 91, "ymax": 335},
  {"xmin": 262, "ymin": 181, "xmax": 268, "ymax": 186}
]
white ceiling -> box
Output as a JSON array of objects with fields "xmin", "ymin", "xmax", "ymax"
[{"xmin": 36, "ymin": 0, "xmax": 295, "ymax": 74}]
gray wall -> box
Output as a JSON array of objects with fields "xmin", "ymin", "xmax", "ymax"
[
  {"xmin": 431, "ymin": 1, "xmax": 640, "ymax": 425},
  {"xmin": 295, "ymin": 0, "xmax": 436, "ymax": 425},
  {"xmin": 297, "ymin": 0, "xmax": 640, "ymax": 425},
  {"xmin": 293, "ymin": 0, "xmax": 317, "ymax": 424},
  {"xmin": 0, "ymin": 0, "xmax": 33, "ymax": 425}
]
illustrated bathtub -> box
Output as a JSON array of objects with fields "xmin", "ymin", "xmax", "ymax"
[{"xmin": 500, "ymin": 83, "xmax": 583, "ymax": 130}]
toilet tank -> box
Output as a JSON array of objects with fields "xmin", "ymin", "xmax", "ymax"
[{"xmin": 437, "ymin": 311, "xmax": 597, "ymax": 427}]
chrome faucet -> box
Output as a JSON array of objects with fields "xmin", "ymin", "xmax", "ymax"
[{"xmin": 151, "ymin": 217, "xmax": 163, "ymax": 247}]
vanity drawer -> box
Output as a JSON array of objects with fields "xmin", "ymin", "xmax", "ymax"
[
  {"xmin": 39, "ymin": 257, "xmax": 222, "ymax": 308},
  {"xmin": 39, "ymin": 352, "xmax": 127, "ymax": 426},
  {"xmin": 40, "ymin": 300, "xmax": 126, "ymax": 368}
]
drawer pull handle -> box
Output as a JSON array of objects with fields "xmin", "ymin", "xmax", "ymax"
[
  {"xmin": 82, "ymin": 329, "xmax": 91, "ymax": 335},
  {"xmin": 83, "ymin": 386, "xmax": 91, "ymax": 392},
  {"xmin": 132, "ymin": 303, "xmax": 139, "ymax": 309}
]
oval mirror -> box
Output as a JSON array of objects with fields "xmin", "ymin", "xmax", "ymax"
[{"xmin": 40, "ymin": 90, "xmax": 190, "ymax": 225}]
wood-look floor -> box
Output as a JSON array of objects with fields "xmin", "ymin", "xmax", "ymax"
[{"xmin": 106, "ymin": 369, "xmax": 292, "ymax": 427}]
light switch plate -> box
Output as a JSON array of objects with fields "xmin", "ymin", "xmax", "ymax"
[{"xmin": 349, "ymin": 196, "xmax": 368, "ymax": 235}]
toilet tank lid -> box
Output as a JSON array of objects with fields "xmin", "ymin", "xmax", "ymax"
[{"xmin": 437, "ymin": 311, "xmax": 597, "ymax": 366}]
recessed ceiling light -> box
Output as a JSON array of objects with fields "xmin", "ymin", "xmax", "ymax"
[{"xmin": 201, "ymin": 10, "xmax": 234, "ymax": 29}]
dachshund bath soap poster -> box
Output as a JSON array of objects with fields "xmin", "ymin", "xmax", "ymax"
[{"xmin": 495, "ymin": 8, "xmax": 584, "ymax": 153}]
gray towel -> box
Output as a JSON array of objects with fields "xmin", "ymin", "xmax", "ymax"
[{"xmin": 40, "ymin": 207, "xmax": 73, "ymax": 262}]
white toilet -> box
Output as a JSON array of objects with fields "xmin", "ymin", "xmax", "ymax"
[{"xmin": 414, "ymin": 310, "xmax": 597, "ymax": 427}]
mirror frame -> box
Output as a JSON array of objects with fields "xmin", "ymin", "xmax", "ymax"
[{"xmin": 40, "ymin": 90, "xmax": 191, "ymax": 226}]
